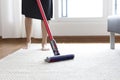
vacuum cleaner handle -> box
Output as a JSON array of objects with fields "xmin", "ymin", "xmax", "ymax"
[
  {"xmin": 36, "ymin": 0, "xmax": 75, "ymax": 62},
  {"xmin": 36, "ymin": 0, "xmax": 53, "ymax": 40},
  {"xmin": 36, "ymin": 0, "xmax": 60, "ymax": 55}
]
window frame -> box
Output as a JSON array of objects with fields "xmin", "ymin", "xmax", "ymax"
[
  {"xmin": 114, "ymin": 0, "xmax": 117, "ymax": 14},
  {"xmin": 53, "ymin": 0, "xmax": 108, "ymax": 22}
]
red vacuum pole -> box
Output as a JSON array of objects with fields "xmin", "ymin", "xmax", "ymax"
[{"xmin": 36, "ymin": 0, "xmax": 60, "ymax": 55}]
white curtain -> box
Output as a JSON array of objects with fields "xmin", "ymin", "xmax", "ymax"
[{"xmin": 0, "ymin": 0, "xmax": 42, "ymax": 38}]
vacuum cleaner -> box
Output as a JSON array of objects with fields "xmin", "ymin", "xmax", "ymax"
[{"xmin": 36, "ymin": 0, "xmax": 75, "ymax": 63}]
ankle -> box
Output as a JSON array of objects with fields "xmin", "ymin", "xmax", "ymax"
[{"xmin": 26, "ymin": 39, "xmax": 31, "ymax": 43}]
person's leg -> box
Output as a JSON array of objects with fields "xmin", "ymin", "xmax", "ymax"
[
  {"xmin": 41, "ymin": 20, "xmax": 49, "ymax": 51},
  {"xmin": 24, "ymin": 17, "xmax": 32, "ymax": 48}
]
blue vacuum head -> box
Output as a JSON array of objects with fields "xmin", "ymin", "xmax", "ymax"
[{"xmin": 45, "ymin": 54, "xmax": 74, "ymax": 63}]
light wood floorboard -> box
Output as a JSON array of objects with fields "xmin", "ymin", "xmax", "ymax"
[{"xmin": 1, "ymin": 36, "xmax": 120, "ymax": 59}]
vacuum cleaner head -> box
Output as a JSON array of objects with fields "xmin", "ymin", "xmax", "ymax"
[{"xmin": 45, "ymin": 54, "xmax": 74, "ymax": 63}]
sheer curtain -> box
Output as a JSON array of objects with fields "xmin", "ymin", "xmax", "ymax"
[{"xmin": 0, "ymin": 0, "xmax": 42, "ymax": 38}]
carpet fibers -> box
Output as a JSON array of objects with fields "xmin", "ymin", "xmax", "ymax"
[{"xmin": 0, "ymin": 43, "xmax": 120, "ymax": 80}]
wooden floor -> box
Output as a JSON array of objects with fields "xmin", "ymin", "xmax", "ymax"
[
  {"xmin": 0, "ymin": 39, "xmax": 25, "ymax": 59},
  {"xmin": 0, "ymin": 36, "xmax": 120, "ymax": 60}
]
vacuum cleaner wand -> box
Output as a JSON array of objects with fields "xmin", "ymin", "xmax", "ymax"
[{"xmin": 36, "ymin": 0, "xmax": 74, "ymax": 62}]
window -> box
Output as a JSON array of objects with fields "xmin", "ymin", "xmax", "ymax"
[
  {"xmin": 60, "ymin": 0, "xmax": 103, "ymax": 18},
  {"xmin": 114, "ymin": 0, "xmax": 120, "ymax": 15}
]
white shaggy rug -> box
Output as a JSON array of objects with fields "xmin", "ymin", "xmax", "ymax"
[{"xmin": 0, "ymin": 43, "xmax": 120, "ymax": 80}]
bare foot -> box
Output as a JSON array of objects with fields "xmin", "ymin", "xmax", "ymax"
[
  {"xmin": 41, "ymin": 45, "xmax": 49, "ymax": 51},
  {"xmin": 23, "ymin": 41, "xmax": 31, "ymax": 49}
]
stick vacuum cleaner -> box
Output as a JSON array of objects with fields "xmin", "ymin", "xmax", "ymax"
[{"xmin": 36, "ymin": 0, "xmax": 75, "ymax": 63}]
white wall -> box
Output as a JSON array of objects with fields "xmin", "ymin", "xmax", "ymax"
[{"xmin": 50, "ymin": 20, "xmax": 108, "ymax": 36}]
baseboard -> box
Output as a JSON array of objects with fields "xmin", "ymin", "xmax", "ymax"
[
  {"xmin": 1, "ymin": 36, "xmax": 120, "ymax": 43},
  {"xmin": 53, "ymin": 36, "xmax": 120, "ymax": 43},
  {"xmin": 53, "ymin": 36, "xmax": 109, "ymax": 43}
]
